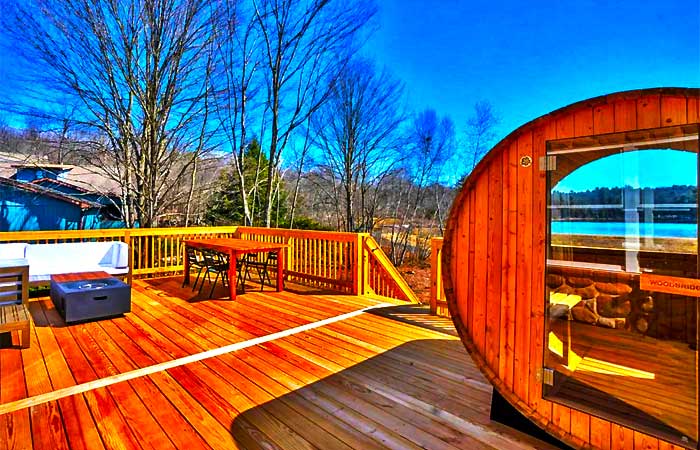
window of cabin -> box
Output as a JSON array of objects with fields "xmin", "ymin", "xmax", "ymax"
[{"xmin": 543, "ymin": 124, "xmax": 699, "ymax": 449}]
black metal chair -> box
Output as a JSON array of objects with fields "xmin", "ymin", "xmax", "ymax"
[
  {"xmin": 200, "ymin": 250, "xmax": 230, "ymax": 298},
  {"xmin": 243, "ymin": 252, "xmax": 277, "ymax": 290},
  {"xmin": 264, "ymin": 251, "xmax": 278, "ymax": 287},
  {"xmin": 235, "ymin": 255, "xmax": 248, "ymax": 293},
  {"xmin": 182, "ymin": 246, "xmax": 206, "ymax": 291}
]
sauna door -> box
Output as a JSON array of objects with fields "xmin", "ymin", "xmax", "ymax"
[{"xmin": 543, "ymin": 125, "xmax": 699, "ymax": 449}]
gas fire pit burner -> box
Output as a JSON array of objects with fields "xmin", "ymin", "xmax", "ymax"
[
  {"xmin": 78, "ymin": 282, "xmax": 109, "ymax": 290},
  {"xmin": 50, "ymin": 273, "xmax": 131, "ymax": 323}
]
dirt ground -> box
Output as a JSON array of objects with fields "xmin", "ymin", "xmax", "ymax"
[{"xmin": 399, "ymin": 264, "xmax": 431, "ymax": 304}]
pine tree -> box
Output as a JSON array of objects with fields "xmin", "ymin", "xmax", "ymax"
[{"xmin": 205, "ymin": 139, "xmax": 287, "ymax": 226}]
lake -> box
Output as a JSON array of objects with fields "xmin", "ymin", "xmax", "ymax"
[{"xmin": 551, "ymin": 221, "xmax": 697, "ymax": 238}]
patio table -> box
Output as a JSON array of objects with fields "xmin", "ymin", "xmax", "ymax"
[{"xmin": 183, "ymin": 238, "xmax": 287, "ymax": 301}]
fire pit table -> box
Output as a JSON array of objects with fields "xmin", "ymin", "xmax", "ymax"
[{"xmin": 50, "ymin": 271, "xmax": 131, "ymax": 323}]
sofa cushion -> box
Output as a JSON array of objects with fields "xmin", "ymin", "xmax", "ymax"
[
  {"xmin": 27, "ymin": 242, "xmax": 126, "ymax": 266},
  {"xmin": 24, "ymin": 241, "xmax": 130, "ymax": 281},
  {"xmin": 0, "ymin": 243, "xmax": 28, "ymax": 260},
  {"xmin": 111, "ymin": 242, "xmax": 129, "ymax": 268},
  {"xmin": 29, "ymin": 264, "xmax": 128, "ymax": 282}
]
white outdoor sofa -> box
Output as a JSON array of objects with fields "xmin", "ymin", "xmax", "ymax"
[{"xmin": 0, "ymin": 241, "xmax": 129, "ymax": 283}]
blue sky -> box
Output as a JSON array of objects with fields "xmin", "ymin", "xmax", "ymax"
[
  {"xmin": 0, "ymin": 0, "xmax": 698, "ymax": 187},
  {"xmin": 3, "ymin": 1, "xmax": 697, "ymax": 136},
  {"xmin": 555, "ymin": 149, "xmax": 697, "ymax": 192},
  {"xmin": 362, "ymin": 0, "xmax": 700, "ymax": 143}
]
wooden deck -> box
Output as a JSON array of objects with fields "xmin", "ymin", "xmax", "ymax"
[
  {"xmin": 0, "ymin": 277, "xmax": 557, "ymax": 450},
  {"xmin": 548, "ymin": 319, "xmax": 698, "ymax": 446}
]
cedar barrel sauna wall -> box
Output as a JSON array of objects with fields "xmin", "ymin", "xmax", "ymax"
[{"xmin": 442, "ymin": 88, "xmax": 699, "ymax": 450}]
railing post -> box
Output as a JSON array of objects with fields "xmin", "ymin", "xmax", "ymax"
[
  {"xmin": 360, "ymin": 233, "xmax": 371, "ymax": 296},
  {"xmin": 353, "ymin": 233, "xmax": 363, "ymax": 295},
  {"xmin": 124, "ymin": 229, "xmax": 133, "ymax": 285},
  {"xmin": 353, "ymin": 234, "xmax": 361, "ymax": 295},
  {"xmin": 286, "ymin": 235, "xmax": 294, "ymax": 282},
  {"xmin": 430, "ymin": 238, "xmax": 442, "ymax": 315}
]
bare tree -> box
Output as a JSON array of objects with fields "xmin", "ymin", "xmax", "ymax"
[
  {"xmin": 0, "ymin": 103, "xmax": 87, "ymax": 163},
  {"xmin": 252, "ymin": 0, "xmax": 376, "ymax": 227},
  {"xmin": 3, "ymin": 0, "xmax": 219, "ymax": 227},
  {"xmin": 211, "ymin": 0, "xmax": 263, "ymax": 226},
  {"xmin": 311, "ymin": 58, "xmax": 404, "ymax": 232},
  {"xmin": 285, "ymin": 117, "xmax": 315, "ymax": 228},
  {"xmin": 383, "ymin": 109, "xmax": 455, "ymax": 265},
  {"xmin": 465, "ymin": 100, "xmax": 499, "ymax": 174}
]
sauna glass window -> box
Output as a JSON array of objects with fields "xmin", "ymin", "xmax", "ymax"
[{"xmin": 543, "ymin": 124, "xmax": 700, "ymax": 449}]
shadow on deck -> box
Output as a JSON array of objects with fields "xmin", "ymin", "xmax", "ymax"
[
  {"xmin": 227, "ymin": 337, "xmax": 558, "ymax": 450},
  {"xmin": 0, "ymin": 275, "xmax": 557, "ymax": 449}
]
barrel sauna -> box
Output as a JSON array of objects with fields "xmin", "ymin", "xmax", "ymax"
[{"xmin": 443, "ymin": 88, "xmax": 699, "ymax": 449}]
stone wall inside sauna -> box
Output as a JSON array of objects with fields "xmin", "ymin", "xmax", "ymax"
[{"xmin": 547, "ymin": 267, "xmax": 697, "ymax": 346}]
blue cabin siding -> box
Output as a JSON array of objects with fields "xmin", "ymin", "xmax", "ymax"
[
  {"xmin": 0, "ymin": 184, "xmax": 84, "ymax": 231},
  {"xmin": 82, "ymin": 208, "xmax": 102, "ymax": 229},
  {"xmin": 96, "ymin": 219, "xmax": 133, "ymax": 229}
]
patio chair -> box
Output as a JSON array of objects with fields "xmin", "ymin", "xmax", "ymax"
[
  {"xmin": 235, "ymin": 255, "xmax": 248, "ymax": 293},
  {"xmin": 200, "ymin": 250, "xmax": 230, "ymax": 298},
  {"xmin": 0, "ymin": 261, "xmax": 31, "ymax": 348},
  {"xmin": 264, "ymin": 251, "xmax": 278, "ymax": 286},
  {"xmin": 182, "ymin": 246, "xmax": 207, "ymax": 291},
  {"xmin": 243, "ymin": 252, "xmax": 277, "ymax": 291}
]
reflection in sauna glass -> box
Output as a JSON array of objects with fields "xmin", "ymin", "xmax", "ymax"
[{"xmin": 543, "ymin": 125, "xmax": 699, "ymax": 449}]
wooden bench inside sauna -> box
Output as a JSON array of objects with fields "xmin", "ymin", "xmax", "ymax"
[{"xmin": 442, "ymin": 88, "xmax": 700, "ymax": 450}]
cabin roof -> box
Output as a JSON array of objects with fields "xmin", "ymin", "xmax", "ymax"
[
  {"xmin": 0, "ymin": 176, "xmax": 102, "ymax": 209},
  {"xmin": 32, "ymin": 177, "xmax": 91, "ymax": 193},
  {"xmin": 10, "ymin": 163, "xmax": 73, "ymax": 170}
]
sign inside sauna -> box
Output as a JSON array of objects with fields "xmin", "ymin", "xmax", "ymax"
[{"xmin": 640, "ymin": 273, "xmax": 700, "ymax": 297}]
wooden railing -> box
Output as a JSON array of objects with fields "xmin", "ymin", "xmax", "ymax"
[
  {"xmin": 430, "ymin": 237, "xmax": 450, "ymax": 317},
  {"xmin": 235, "ymin": 227, "xmax": 358, "ymax": 293},
  {"xmin": 0, "ymin": 226, "xmax": 418, "ymax": 303},
  {"xmin": 0, "ymin": 227, "xmax": 239, "ymax": 284},
  {"xmin": 362, "ymin": 234, "xmax": 419, "ymax": 302}
]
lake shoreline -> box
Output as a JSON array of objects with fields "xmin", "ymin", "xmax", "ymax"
[{"xmin": 552, "ymin": 221, "xmax": 697, "ymax": 239}]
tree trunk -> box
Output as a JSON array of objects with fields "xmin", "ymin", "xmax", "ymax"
[{"xmin": 185, "ymin": 155, "xmax": 198, "ymax": 227}]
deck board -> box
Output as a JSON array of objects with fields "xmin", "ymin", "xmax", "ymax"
[
  {"xmin": 0, "ymin": 277, "xmax": 558, "ymax": 449},
  {"xmin": 548, "ymin": 319, "xmax": 697, "ymax": 444}
]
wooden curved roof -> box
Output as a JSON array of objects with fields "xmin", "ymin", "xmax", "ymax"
[{"xmin": 442, "ymin": 87, "xmax": 699, "ymax": 449}]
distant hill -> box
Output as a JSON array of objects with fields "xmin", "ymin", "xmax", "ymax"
[{"xmin": 551, "ymin": 185, "xmax": 697, "ymax": 223}]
